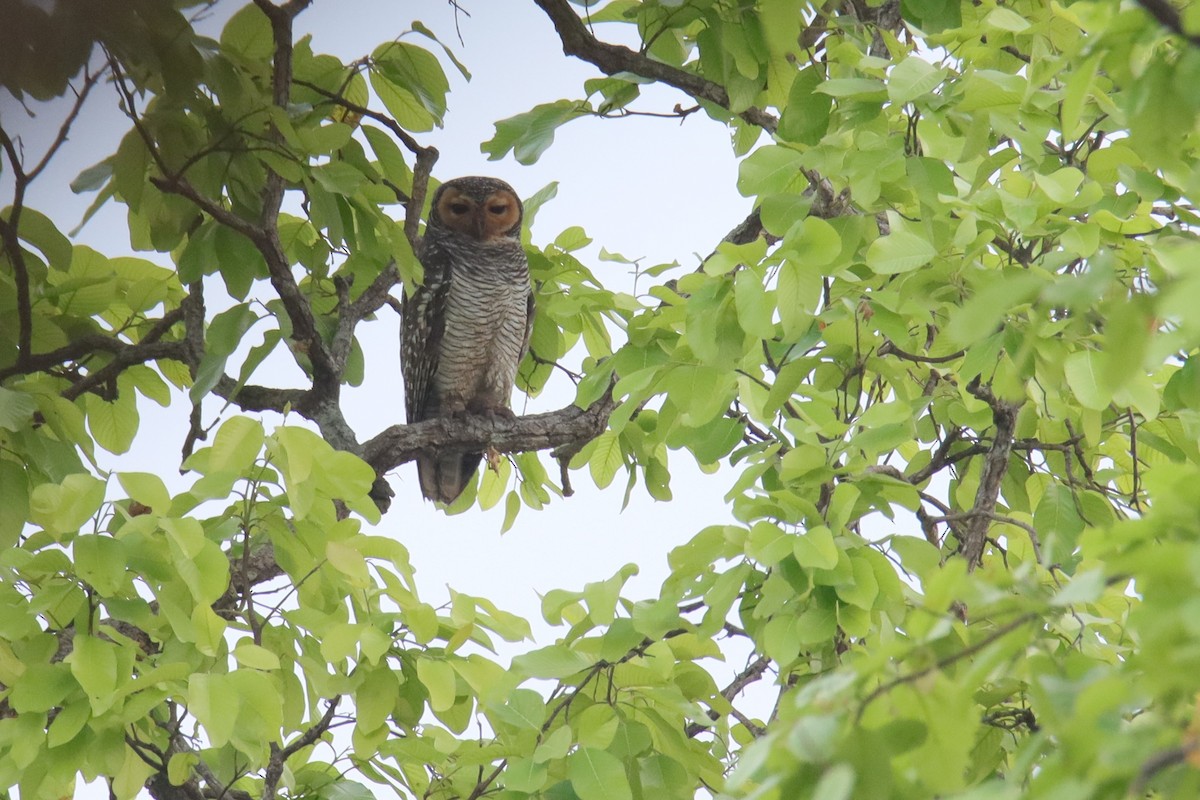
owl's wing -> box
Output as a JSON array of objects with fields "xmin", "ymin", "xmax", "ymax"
[
  {"xmin": 519, "ymin": 285, "xmax": 535, "ymax": 364},
  {"xmin": 401, "ymin": 244, "xmax": 450, "ymax": 424}
]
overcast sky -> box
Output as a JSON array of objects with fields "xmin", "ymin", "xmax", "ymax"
[{"xmin": 1, "ymin": 0, "xmax": 757, "ymax": 646}]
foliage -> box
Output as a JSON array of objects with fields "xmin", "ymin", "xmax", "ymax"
[{"xmin": 3, "ymin": 0, "xmax": 1200, "ymax": 798}]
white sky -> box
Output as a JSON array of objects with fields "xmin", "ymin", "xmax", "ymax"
[{"xmin": 2, "ymin": 0, "xmax": 755, "ymax": 643}]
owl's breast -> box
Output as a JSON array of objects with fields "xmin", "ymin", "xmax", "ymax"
[{"xmin": 433, "ymin": 251, "xmax": 531, "ymax": 413}]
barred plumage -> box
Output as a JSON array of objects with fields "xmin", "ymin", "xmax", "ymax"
[{"xmin": 401, "ymin": 177, "xmax": 534, "ymax": 504}]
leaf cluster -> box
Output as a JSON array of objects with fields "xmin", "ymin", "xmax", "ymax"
[{"xmin": 5, "ymin": 0, "xmax": 1200, "ymax": 799}]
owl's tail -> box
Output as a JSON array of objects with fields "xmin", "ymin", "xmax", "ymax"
[{"xmin": 416, "ymin": 451, "xmax": 482, "ymax": 504}]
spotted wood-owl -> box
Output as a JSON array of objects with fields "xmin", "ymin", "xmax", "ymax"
[{"xmin": 401, "ymin": 176, "xmax": 534, "ymax": 504}]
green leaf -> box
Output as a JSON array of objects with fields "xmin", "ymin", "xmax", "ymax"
[
  {"xmin": 326, "ymin": 539, "xmax": 371, "ymax": 588},
  {"xmin": 0, "ymin": 386, "xmax": 37, "ymax": 431},
  {"xmin": 793, "ymin": 525, "xmax": 839, "ymax": 570},
  {"xmin": 47, "ymin": 700, "xmax": 90, "ymax": 748},
  {"xmin": 416, "ymin": 657, "xmax": 457, "ymax": 712},
  {"xmin": 985, "ymin": 6, "xmax": 1031, "ymax": 31},
  {"xmin": 373, "ymin": 41, "xmax": 449, "ymax": 124},
  {"xmin": 759, "ymin": 192, "xmax": 813, "ymax": 237},
  {"xmin": 1064, "ymin": 350, "xmax": 1111, "ymax": 411},
  {"xmin": 812, "ymin": 763, "xmax": 856, "ymax": 800},
  {"xmin": 946, "ymin": 272, "xmax": 1043, "ymax": 347},
  {"xmin": 589, "ymin": 431, "xmax": 623, "ymax": 489},
  {"xmin": 188, "ymin": 674, "xmax": 238, "ymax": 748},
  {"xmin": 232, "ymin": 641, "xmax": 281, "ymax": 671},
  {"xmin": 0, "ymin": 461, "xmax": 29, "ymax": 548},
  {"xmin": 568, "ymin": 747, "xmax": 632, "ymax": 800},
  {"xmin": 30, "ymin": 472, "xmax": 106, "ymax": 535},
  {"xmin": 505, "ymin": 758, "xmax": 549, "ymax": 793},
  {"xmin": 203, "ymin": 416, "xmax": 265, "ymax": 476},
  {"xmin": 71, "ymin": 159, "xmax": 114, "ymax": 193},
  {"xmin": 220, "ymin": 4, "xmax": 273, "ymax": 60},
  {"xmin": 192, "ymin": 303, "xmax": 260, "ymax": 403},
  {"xmin": 748, "ymin": 521, "xmax": 792, "ymax": 566},
  {"xmin": 495, "ymin": 688, "xmax": 547, "ymax": 731},
  {"xmin": 75, "ymin": 534, "xmax": 127, "ymax": 596},
  {"xmin": 67, "ymin": 635, "xmax": 120, "ymax": 714},
  {"xmin": 1034, "ymin": 484, "xmax": 1085, "ymax": 564},
  {"xmin": 738, "ymin": 145, "xmax": 805, "ymax": 197},
  {"xmin": 6, "ymin": 206, "xmax": 72, "ymax": 270},
  {"xmin": 512, "ymin": 645, "xmax": 593, "ymax": 679},
  {"xmin": 816, "ymin": 78, "xmax": 887, "ymax": 98},
  {"xmin": 411, "ymin": 20, "xmax": 471, "ymax": 79},
  {"xmin": 85, "ymin": 393, "xmax": 139, "ymax": 454},
  {"xmin": 888, "ymin": 56, "xmax": 948, "ymax": 105},
  {"xmin": 865, "ymin": 228, "xmax": 937, "ymax": 275},
  {"xmin": 192, "ymin": 605, "xmax": 228, "ymax": 657},
  {"xmin": 777, "ymin": 260, "xmax": 821, "ymax": 338},
  {"xmin": 482, "ymin": 100, "xmax": 584, "ymax": 165},
  {"xmin": 167, "ymin": 752, "xmax": 198, "ymax": 787},
  {"xmin": 778, "ymin": 66, "xmax": 832, "ymax": 145},
  {"xmin": 363, "ymin": 125, "xmax": 413, "ymax": 192}
]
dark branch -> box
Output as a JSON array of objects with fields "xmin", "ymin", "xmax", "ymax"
[
  {"xmin": 531, "ymin": 0, "xmax": 779, "ymax": 133},
  {"xmin": 877, "ymin": 339, "xmax": 965, "ymax": 365},
  {"xmin": 362, "ymin": 389, "xmax": 617, "ymax": 478},
  {"xmin": 1134, "ymin": 0, "xmax": 1200, "ymax": 46},
  {"xmin": 961, "ymin": 380, "xmax": 1021, "ymax": 570}
]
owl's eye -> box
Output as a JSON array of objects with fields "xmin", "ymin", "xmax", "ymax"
[
  {"xmin": 488, "ymin": 205, "xmax": 508, "ymax": 215},
  {"xmin": 449, "ymin": 202, "xmax": 470, "ymax": 215}
]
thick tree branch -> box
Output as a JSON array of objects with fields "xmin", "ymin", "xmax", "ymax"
[
  {"xmin": 59, "ymin": 341, "xmax": 191, "ymax": 402},
  {"xmin": 531, "ymin": 0, "xmax": 779, "ymax": 133},
  {"xmin": 961, "ymin": 380, "xmax": 1021, "ymax": 570},
  {"xmin": 362, "ymin": 389, "xmax": 617, "ymax": 478}
]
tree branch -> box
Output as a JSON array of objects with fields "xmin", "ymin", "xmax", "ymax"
[
  {"xmin": 531, "ymin": 0, "xmax": 779, "ymax": 133},
  {"xmin": 263, "ymin": 696, "xmax": 340, "ymax": 800},
  {"xmin": 961, "ymin": 380, "xmax": 1021, "ymax": 570},
  {"xmin": 856, "ymin": 612, "xmax": 1038, "ymax": 722},
  {"xmin": 1134, "ymin": 0, "xmax": 1200, "ymax": 47},
  {"xmin": 361, "ymin": 389, "xmax": 617, "ymax": 478}
]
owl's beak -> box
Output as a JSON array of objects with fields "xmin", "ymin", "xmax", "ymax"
[{"xmin": 473, "ymin": 212, "xmax": 487, "ymax": 241}]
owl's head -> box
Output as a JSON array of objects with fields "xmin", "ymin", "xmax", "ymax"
[{"xmin": 429, "ymin": 176, "xmax": 523, "ymax": 242}]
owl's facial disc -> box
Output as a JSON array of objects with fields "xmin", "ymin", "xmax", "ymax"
[{"xmin": 437, "ymin": 186, "xmax": 521, "ymax": 241}]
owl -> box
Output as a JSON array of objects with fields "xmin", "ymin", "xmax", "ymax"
[{"xmin": 401, "ymin": 176, "xmax": 534, "ymax": 504}]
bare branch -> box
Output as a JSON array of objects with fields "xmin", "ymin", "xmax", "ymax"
[
  {"xmin": 685, "ymin": 654, "xmax": 773, "ymax": 738},
  {"xmin": 961, "ymin": 380, "xmax": 1021, "ymax": 570},
  {"xmin": 27, "ymin": 66, "xmax": 106, "ymax": 182},
  {"xmin": 877, "ymin": 339, "xmax": 965, "ymax": 365},
  {"xmin": 930, "ymin": 511, "xmax": 1042, "ymax": 564},
  {"xmin": 362, "ymin": 389, "xmax": 617, "ymax": 479}
]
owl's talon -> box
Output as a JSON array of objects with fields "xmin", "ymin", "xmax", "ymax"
[{"xmin": 485, "ymin": 446, "xmax": 503, "ymax": 472}]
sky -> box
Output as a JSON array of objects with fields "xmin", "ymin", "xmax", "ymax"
[{"xmin": 1, "ymin": 0, "xmax": 758, "ymax": 644}]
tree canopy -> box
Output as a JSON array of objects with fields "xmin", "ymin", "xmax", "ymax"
[{"xmin": 3, "ymin": 0, "xmax": 1200, "ymax": 798}]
